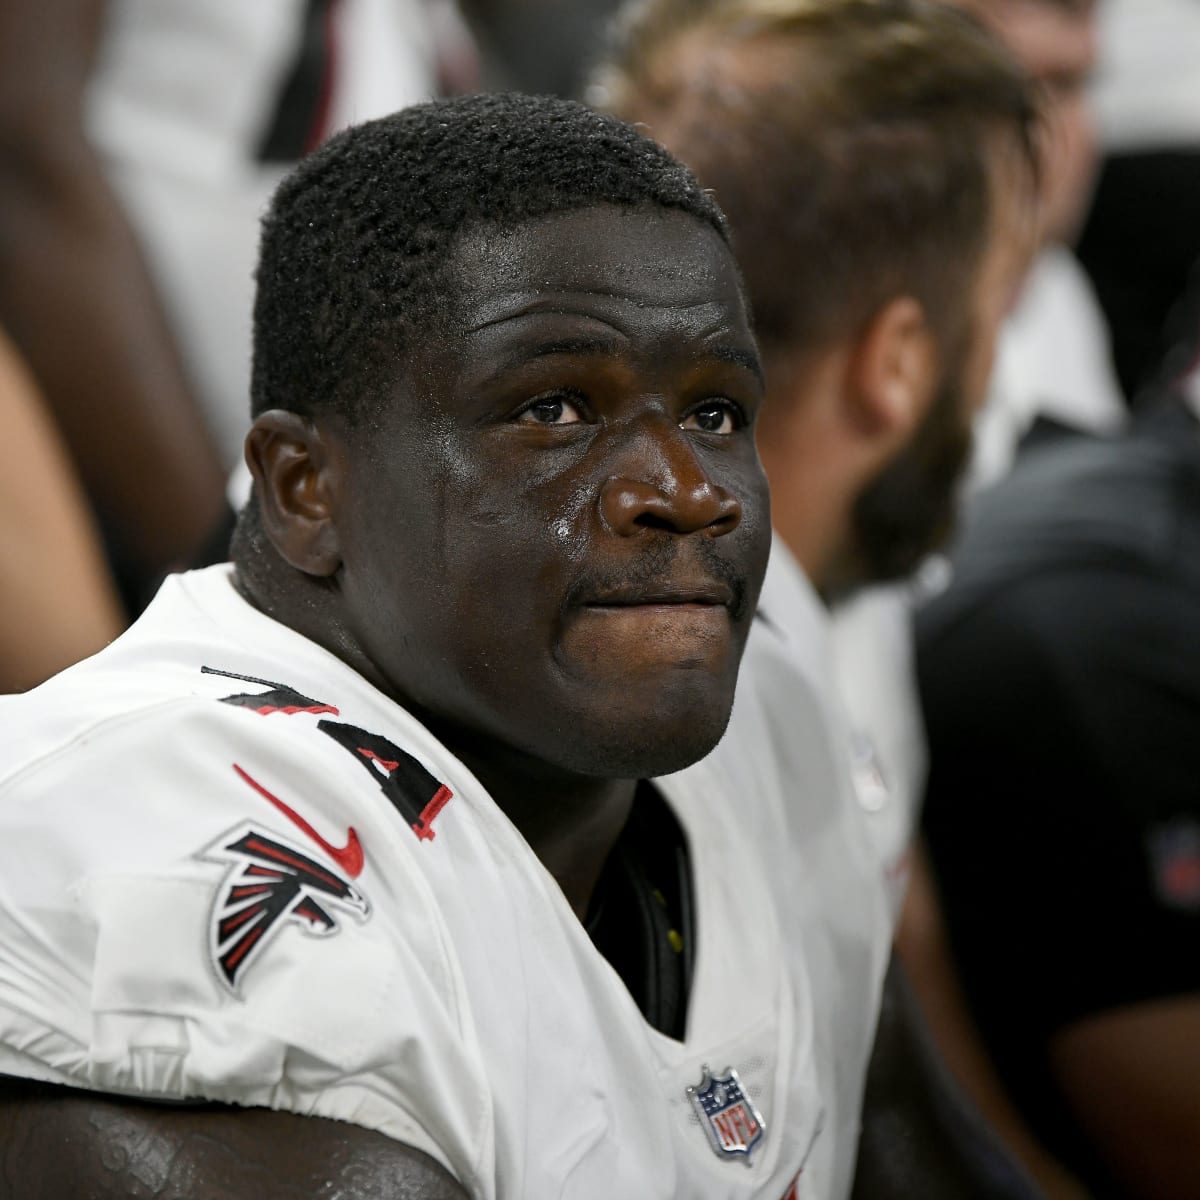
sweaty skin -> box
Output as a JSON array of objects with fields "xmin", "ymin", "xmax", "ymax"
[
  {"xmin": 351, "ymin": 210, "xmax": 764, "ymax": 757},
  {"xmin": 0, "ymin": 1078, "xmax": 467, "ymax": 1200}
]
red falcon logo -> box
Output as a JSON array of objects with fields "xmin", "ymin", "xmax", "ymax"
[{"xmin": 204, "ymin": 822, "xmax": 370, "ymax": 992}]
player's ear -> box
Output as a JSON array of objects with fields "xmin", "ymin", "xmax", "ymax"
[
  {"xmin": 848, "ymin": 295, "xmax": 938, "ymax": 446},
  {"xmin": 243, "ymin": 411, "xmax": 343, "ymax": 577}
]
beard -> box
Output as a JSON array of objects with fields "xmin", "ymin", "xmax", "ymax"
[{"xmin": 849, "ymin": 366, "xmax": 974, "ymax": 584}]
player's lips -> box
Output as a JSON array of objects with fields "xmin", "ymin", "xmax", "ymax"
[
  {"xmin": 572, "ymin": 577, "xmax": 733, "ymax": 650},
  {"xmin": 559, "ymin": 568, "xmax": 744, "ymax": 681},
  {"xmin": 580, "ymin": 581, "xmax": 734, "ymax": 610}
]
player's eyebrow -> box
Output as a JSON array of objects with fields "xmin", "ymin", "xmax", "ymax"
[
  {"xmin": 511, "ymin": 335, "xmax": 620, "ymax": 362},
  {"xmin": 477, "ymin": 335, "xmax": 623, "ymax": 382},
  {"xmin": 708, "ymin": 344, "xmax": 765, "ymax": 388},
  {"xmin": 477, "ymin": 336, "xmax": 765, "ymax": 392}
]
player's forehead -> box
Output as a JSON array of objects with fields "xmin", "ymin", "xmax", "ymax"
[
  {"xmin": 427, "ymin": 205, "xmax": 754, "ymax": 388},
  {"xmin": 444, "ymin": 204, "xmax": 747, "ymax": 326}
]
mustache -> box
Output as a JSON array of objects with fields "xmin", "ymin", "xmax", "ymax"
[{"xmin": 565, "ymin": 538, "xmax": 751, "ymax": 622}]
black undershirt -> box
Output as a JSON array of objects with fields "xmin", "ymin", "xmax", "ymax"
[{"xmin": 584, "ymin": 782, "xmax": 695, "ymax": 1041}]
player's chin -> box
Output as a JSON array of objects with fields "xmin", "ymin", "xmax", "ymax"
[{"xmin": 569, "ymin": 677, "xmax": 738, "ymax": 780}]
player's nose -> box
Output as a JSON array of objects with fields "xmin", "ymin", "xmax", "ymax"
[{"xmin": 598, "ymin": 418, "xmax": 742, "ymax": 538}]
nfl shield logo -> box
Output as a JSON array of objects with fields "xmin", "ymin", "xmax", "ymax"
[{"xmin": 687, "ymin": 1064, "xmax": 767, "ymax": 1165}]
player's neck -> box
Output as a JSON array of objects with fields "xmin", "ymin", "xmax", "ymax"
[{"xmin": 447, "ymin": 739, "xmax": 637, "ymax": 921}]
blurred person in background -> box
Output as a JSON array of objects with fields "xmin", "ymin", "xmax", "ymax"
[
  {"xmin": 950, "ymin": 0, "xmax": 1127, "ymax": 490},
  {"xmin": 909, "ymin": 3, "xmax": 1200, "ymax": 1193},
  {"xmin": 596, "ymin": 0, "xmax": 1037, "ymax": 912},
  {"xmin": 0, "ymin": 327, "xmax": 124, "ymax": 692},
  {"xmin": 917, "ymin": 311, "xmax": 1200, "ymax": 1199},
  {"xmin": 596, "ymin": 3, "xmax": 1057, "ymax": 1195},
  {"xmin": 0, "ymin": 0, "xmax": 475, "ymax": 612}
]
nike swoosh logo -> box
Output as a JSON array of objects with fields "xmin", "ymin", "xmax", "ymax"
[{"xmin": 233, "ymin": 764, "xmax": 364, "ymax": 879}]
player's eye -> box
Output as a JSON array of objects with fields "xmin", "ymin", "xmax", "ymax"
[
  {"xmin": 682, "ymin": 401, "xmax": 740, "ymax": 435},
  {"xmin": 517, "ymin": 393, "xmax": 585, "ymax": 426}
]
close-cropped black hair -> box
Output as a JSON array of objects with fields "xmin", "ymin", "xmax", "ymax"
[{"xmin": 251, "ymin": 92, "xmax": 727, "ymax": 426}]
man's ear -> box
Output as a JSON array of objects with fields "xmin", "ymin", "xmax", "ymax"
[
  {"xmin": 243, "ymin": 410, "xmax": 343, "ymax": 577},
  {"xmin": 848, "ymin": 296, "xmax": 939, "ymax": 446}
]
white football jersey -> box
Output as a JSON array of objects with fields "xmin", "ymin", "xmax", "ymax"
[{"xmin": 0, "ymin": 565, "xmax": 889, "ymax": 1199}]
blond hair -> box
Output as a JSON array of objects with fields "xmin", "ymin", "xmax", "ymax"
[{"xmin": 593, "ymin": 0, "xmax": 1036, "ymax": 360}]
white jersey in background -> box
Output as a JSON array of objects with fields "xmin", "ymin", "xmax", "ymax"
[
  {"xmin": 828, "ymin": 581, "xmax": 925, "ymax": 913},
  {"xmin": 756, "ymin": 536, "xmax": 919, "ymax": 922},
  {"xmin": 0, "ymin": 564, "xmax": 889, "ymax": 1199},
  {"xmin": 87, "ymin": 0, "xmax": 475, "ymax": 467}
]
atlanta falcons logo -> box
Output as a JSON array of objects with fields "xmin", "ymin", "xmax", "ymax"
[{"xmin": 204, "ymin": 822, "xmax": 370, "ymax": 992}]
